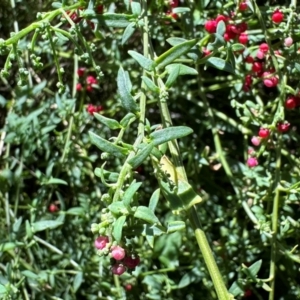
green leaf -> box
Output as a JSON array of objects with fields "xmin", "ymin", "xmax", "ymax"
[
  {"xmin": 117, "ymin": 67, "xmax": 139, "ymax": 113},
  {"xmin": 165, "ymin": 64, "xmax": 198, "ymax": 87},
  {"xmin": 93, "ymin": 113, "xmax": 121, "ymax": 130},
  {"xmin": 155, "ymin": 39, "xmax": 198, "ymax": 69},
  {"xmin": 89, "ymin": 131, "xmax": 128, "ymax": 159},
  {"xmin": 128, "ymin": 143, "xmax": 154, "ymax": 169},
  {"xmin": 128, "ymin": 51, "xmax": 155, "ymax": 71},
  {"xmin": 165, "ymin": 64, "xmax": 180, "ymax": 88},
  {"xmin": 51, "ymin": 2, "xmax": 62, "ymax": 8},
  {"xmin": 246, "ymin": 260, "xmax": 262, "ymax": 278},
  {"xmin": 134, "ymin": 206, "xmax": 160, "ymax": 224},
  {"xmin": 150, "ymin": 126, "xmax": 193, "ymax": 146},
  {"xmin": 43, "ymin": 177, "xmax": 68, "ymax": 185},
  {"xmin": 0, "ymin": 242, "xmax": 24, "ymax": 252},
  {"xmin": 178, "ymin": 268, "xmax": 200, "ymax": 288},
  {"xmin": 166, "ymin": 37, "xmax": 187, "ymax": 46},
  {"xmin": 112, "ymin": 215, "xmax": 127, "ymax": 243},
  {"xmin": 149, "ymin": 189, "xmax": 160, "ymax": 212},
  {"xmin": 123, "ymin": 181, "xmax": 142, "ymax": 207},
  {"xmin": 41, "ymin": 125, "xmax": 57, "ymax": 135},
  {"xmin": 216, "ymin": 20, "xmax": 226, "ymax": 36},
  {"xmin": 120, "ymin": 112, "xmax": 136, "ymax": 127},
  {"xmin": 231, "ymin": 43, "xmax": 246, "ymax": 52},
  {"xmin": 122, "ymin": 22, "xmax": 136, "ymax": 45},
  {"xmin": 66, "ymin": 207, "xmax": 85, "ymax": 216},
  {"xmin": 167, "ymin": 221, "xmax": 186, "ymax": 233},
  {"xmin": 172, "ymin": 7, "xmax": 190, "ymax": 13},
  {"xmin": 206, "ymin": 57, "xmax": 235, "ymax": 74},
  {"xmin": 88, "ymin": 13, "xmax": 133, "ymax": 27},
  {"xmin": 32, "ymin": 220, "xmax": 63, "ymax": 233},
  {"xmin": 228, "ymin": 281, "xmax": 244, "ymax": 296},
  {"xmin": 22, "ymin": 270, "xmax": 39, "ymax": 279},
  {"xmin": 73, "ymin": 272, "xmax": 83, "ymax": 293},
  {"xmin": 141, "ymin": 76, "xmax": 160, "ymax": 93},
  {"xmin": 95, "ymin": 168, "xmax": 119, "ymax": 182},
  {"xmin": 108, "ymin": 202, "xmax": 129, "ymax": 215},
  {"xmin": 130, "ymin": 1, "xmax": 141, "ymax": 15}
]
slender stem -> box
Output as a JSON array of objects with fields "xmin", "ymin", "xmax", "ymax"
[{"xmin": 268, "ymin": 135, "xmax": 282, "ymax": 300}]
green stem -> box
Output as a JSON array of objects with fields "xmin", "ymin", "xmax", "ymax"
[{"xmin": 268, "ymin": 135, "xmax": 282, "ymax": 300}]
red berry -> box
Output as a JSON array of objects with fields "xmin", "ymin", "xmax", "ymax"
[
  {"xmin": 258, "ymin": 128, "xmax": 270, "ymax": 138},
  {"xmin": 204, "ymin": 20, "xmax": 217, "ymax": 33},
  {"xmin": 111, "ymin": 264, "xmax": 126, "ymax": 275},
  {"xmin": 285, "ymin": 96, "xmax": 297, "ymax": 109},
  {"xmin": 166, "ymin": 10, "xmax": 178, "ymax": 20},
  {"xmin": 77, "ymin": 67, "xmax": 85, "ymax": 77},
  {"xmin": 86, "ymin": 85, "xmax": 93, "ymax": 92},
  {"xmin": 87, "ymin": 104, "xmax": 96, "ymax": 115},
  {"xmin": 111, "ymin": 246, "xmax": 126, "ymax": 261},
  {"xmin": 272, "ymin": 9, "xmax": 284, "ymax": 23},
  {"xmin": 252, "ymin": 62, "xmax": 263, "ymax": 73},
  {"xmin": 277, "ymin": 122, "xmax": 290, "ymax": 133},
  {"xmin": 239, "ymin": 33, "xmax": 248, "ymax": 44},
  {"xmin": 96, "ymin": 5, "xmax": 104, "ymax": 14},
  {"xmin": 245, "ymin": 56, "xmax": 254, "ymax": 63},
  {"xmin": 202, "ymin": 48, "xmax": 211, "ymax": 57},
  {"xmin": 237, "ymin": 22, "xmax": 248, "ymax": 33},
  {"xmin": 49, "ymin": 204, "xmax": 59, "ymax": 213},
  {"xmin": 123, "ymin": 254, "xmax": 140, "ymax": 269},
  {"xmin": 215, "ymin": 15, "xmax": 228, "ymax": 24},
  {"xmin": 169, "ymin": 0, "xmax": 179, "ymax": 8},
  {"xmin": 86, "ymin": 75, "xmax": 97, "ymax": 85},
  {"xmin": 259, "ymin": 43, "xmax": 269, "ymax": 53},
  {"xmin": 125, "ymin": 284, "xmax": 132, "ymax": 291},
  {"xmin": 239, "ymin": 1, "xmax": 248, "ymax": 11}
]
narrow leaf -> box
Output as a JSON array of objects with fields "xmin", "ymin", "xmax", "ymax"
[
  {"xmin": 165, "ymin": 64, "xmax": 180, "ymax": 88},
  {"xmin": 141, "ymin": 76, "xmax": 159, "ymax": 93},
  {"xmin": 134, "ymin": 206, "xmax": 160, "ymax": 224},
  {"xmin": 128, "ymin": 143, "xmax": 154, "ymax": 169},
  {"xmin": 89, "ymin": 131, "xmax": 128, "ymax": 159},
  {"xmin": 44, "ymin": 177, "xmax": 68, "ymax": 185},
  {"xmin": 117, "ymin": 67, "xmax": 139, "ymax": 113},
  {"xmin": 113, "ymin": 216, "xmax": 127, "ymax": 243},
  {"xmin": 128, "ymin": 51, "xmax": 155, "ymax": 71},
  {"xmin": 206, "ymin": 57, "xmax": 235, "ymax": 74},
  {"xmin": 73, "ymin": 272, "xmax": 83, "ymax": 293},
  {"xmin": 95, "ymin": 168, "xmax": 119, "ymax": 182},
  {"xmin": 93, "ymin": 113, "xmax": 121, "ymax": 130},
  {"xmin": 149, "ymin": 189, "xmax": 160, "ymax": 212},
  {"xmin": 120, "ymin": 112, "xmax": 136, "ymax": 127},
  {"xmin": 122, "ymin": 22, "xmax": 136, "ymax": 45},
  {"xmin": 155, "ymin": 39, "xmax": 198, "ymax": 69},
  {"xmin": 123, "ymin": 181, "xmax": 142, "ymax": 207},
  {"xmin": 167, "ymin": 221, "xmax": 186, "ymax": 233},
  {"xmin": 150, "ymin": 126, "xmax": 193, "ymax": 146},
  {"xmin": 88, "ymin": 13, "xmax": 133, "ymax": 27},
  {"xmin": 32, "ymin": 220, "xmax": 63, "ymax": 233}
]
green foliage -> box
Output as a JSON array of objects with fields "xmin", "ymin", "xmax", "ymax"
[{"xmin": 1, "ymin": 0, "xmax": 300, "ymax": 299}]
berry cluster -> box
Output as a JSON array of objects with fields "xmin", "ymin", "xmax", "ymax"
[
  {"xmin": 166, "ymin": 0, "xmax": 179, "ymax": 20},
  {"xmin": 94, "ymin": 236, "xmax": 140, "ymax": 275},
  {"xmin": 76, "ymin": 68, "xmax": 99, "ymax": 92}
]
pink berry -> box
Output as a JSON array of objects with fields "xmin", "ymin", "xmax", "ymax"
[
  {"xmin": 111, "ymin": 264, "xmax": 126, "ymax": 275},
  {"xmin": 277, "ymin": 122, "xmax": 290, "ymax": 133},
  {"xmin": 202, "ymin": 48, "xmax": 211, "ymax": 57},
  {"xmin": 284, "ymin": 37, "xmax": 293, "ymax": 47},
  {"xmin": 247, "ymin": 157, "xmax": 258, "ymax": 168},
  {"xmin": 239, "ymin": 1, "xmax": 248, "ymax": 11},
  {"xmin": 258, "ymin": 128, "xmax": 270, "ymax": 138},
  {"xmin": 239, "ymin": 33, "xmax": 248, "ymax": 44},
  {"xmin": 285, "ymin": 96, "xmax": 297, "ymax": 109},
  {"xmin": 125, "ymin": 284, "xmax": 132, "ymax": 291},
  {"xmin": 204, "ymin": 20, "xmax": 217, "ymax": 33},
  {"xmin": 87, "ymin": 104, "xmax": 96, "ymax": 115},
  {"xmin": 256, "ymin": 50, "xmax": 265, "ymax": 60},
  {"xmin": 169, "ymin": 0, "xmax": 179, "ymax": 8},
  {"xmin": 76, "ymin": 83, "xmax": 82, "ymax": 92},
  {"xmin": 272, "ymin": 9, "xmax": 284, "ymax": 23},
  {"xmin": 262, "ymin": 72, "xmax": 278, "ymax": 88},
  {"xmin": 123, "ymin": 254, "xmax": 140, "ymax": 269},
  {"xmin": 111, "ymin": 245, "xmax": 126, "ymax": 261},
  {"xmin": 94, "ymin": 236, "xmax": 109, "ymax": 250},
  {"xmin": 251, "ymin": 136, "xmax": 260, "ymax": 146},
  {"xmin": 49, "ymin": 204, "xmax": 59, "ymax": 213}
]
